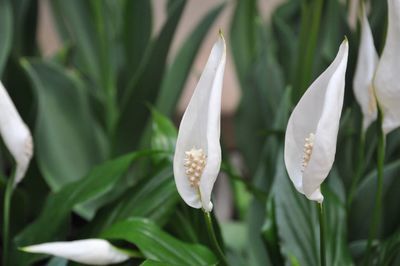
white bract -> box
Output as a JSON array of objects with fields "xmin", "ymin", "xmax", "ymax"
[
  {"xmin": 373, "ymin": 0, "xmax": 400, "ymax": 134},
  {"xmin": 284, "ymin": 40, "xmax": 349, "ymax": 203},
  {"xmin": 0, "ymin": 81, "xmax": 33, "ymax": 186},
  {"xmin": 353, "ymin": 6, "xmax": 378, "ymax": 131},
  {"xmin": 173, "ymin": 33, "xmax": 226, "ymax": 212},
  {"xmin": 21, "ymin": 239, "xmax": 129, "ymax": 265}
]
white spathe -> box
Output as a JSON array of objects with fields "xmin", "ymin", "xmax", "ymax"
[
  {"xmin": 0, "ymin": 81, "xmax": 33, "ymax": 186},
  {"xmin": 22, "ymin": 239, "xmax": 129, "ymax": 265},
  {"xmin": 374, "ymin": 0, "xmax": 400, "ymax": 134},
  {"xmin": 284, "ymin": 40, "xmax": 349, "ymax": 203},
  {"xmin": 353, "ymin": 6, "xmax": 378, "ymax": 131},
  {"xmin": 173, "ymin": 34, "xmax": 226, "ymax": 212}
]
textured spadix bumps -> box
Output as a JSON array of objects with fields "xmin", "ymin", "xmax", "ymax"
[
  {"xmin": 0, "ymin": 81, "xmax": 33, "ymax": 186},
  {"xmin": 284, "ymin": 40, "xmax": 349, "ymax": 203},
  {"xmin": 173, "ymin": 34, "xmax": 226, "ymax": 212},
  {"xmin": 22, "ymin": 239, "xmax": 129, "ymax": 265},
  {"xmin": 374, "ymin": 0, "xmax": 400, "ymax": 134}
]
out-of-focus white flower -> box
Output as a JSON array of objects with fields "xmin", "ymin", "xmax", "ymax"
[
  {"xmin": 173, "ymin": 33, "xmax": 226, "ymax": 212},
  {"xmin": 373, "ymin": 0, "xmax": 400, "ymax": 134},
  {"xmin": 21, "ymin": 239, "xmax": 129, "ymax": 265},
  {"xmin": 284, "ymin": 40, "xmax": 349, "ymax": 203},
  {"xmin": 353, "ymin": 5, "xmax": 378, "ymax": 131},
  {"xmin": 0, "ymin": 81, "xmax": 33, "ymax": 186}
]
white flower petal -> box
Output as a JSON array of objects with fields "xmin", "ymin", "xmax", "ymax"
[
  {"xmin": 353, "ymin": 6, "xmax": 378, "ymax": 131},
  {"xmin": 0, "ymin": 81, "xmax": 33, "ymax": 186},
  {"xmin": 374, "ymin": 0, "xmax": 400, "ymax": 134},
  {"xmin": 22, "ymin": 239, "xmax": 129, "ymax": 265},
  {"xmin": 284, "ymin": 40, "xmax": 348, "ymax": 203},
  {"xmin": 173, "ymin": 34, "xmax": 226, "ymax": 212}
]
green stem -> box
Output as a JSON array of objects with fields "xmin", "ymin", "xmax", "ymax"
[
  {"xmin": 2, "ymin": 174, "xmax": 14, "ymax": 266},
  {"xmin": 347, "ymin": 131, "xmax": 366, "ymax": 209},
  {"xmin": 203, "ymin": 211, "xmax": 229, "ymax": 266},
  {"xmin": 318, "ymin": 202, "xmax": 326, "ymax": 266},
  {"xmin": 364, "ymin": 108, "xmax": 385, "ymax": 264}
]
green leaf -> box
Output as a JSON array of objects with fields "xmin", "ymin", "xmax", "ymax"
[
  {"xmin": 122, "ymin": 0, "xmax": 152, "ymax": 82},
  {"xmin": 50, "ymin": 0, "xmax": 112, "ymax": 88},
  {"xmin": 0, "ymin": 0, "xmax": 12, "ymax": 76},
  {"xmin": 86, "ymin": 166, "xmax": 179, "ymax": 235},
  {"xmin": 156, "ymin": 3, "xmax": 224, "ymax": 116},
  {"xmin": 349, "ymin": 159, "xmax": 400, "ymax": 240},
  {"xmin": 100, "ymin": 218, "xmax": 218, "ymax": 266},
  {"xmin": 114, "ymin": 0, "xmax": 185, "ymax": 155},
  {"xmin": 140, "ymin": 260, "xmax": 176, "ymax": 266},
  {"xmin": 21, "ymin": 59, "xmax": 108, "ymax": 190},
  {"xmin": 150, "ymin": 108, "xmax": 177, "ymax": 154},
  {"xmin": 13, "ymin": 150, "xmax": 155, "ymax": 264},
  {"xmin": 273, "ymin": 149, "xmax": 351, "ymax": 266},
  {"xmin": 10, "ymin": 0, "xmax": 38, "ymax": 56}
]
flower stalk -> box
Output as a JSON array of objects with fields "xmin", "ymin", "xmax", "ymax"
[
  {"xmin": 364, "ymin": 107, "xmax": 385, "ymax": 264},
  {"xmin": 203, "ymin": 211, "xmax": 228, "ymax": 266},
  {"xmin": 2, "ymin": 172, "xmax": 15, "ymax": 266},
  {"xmin": 318, "ymin": 202, "xmax": 326, "ymax": 266}
]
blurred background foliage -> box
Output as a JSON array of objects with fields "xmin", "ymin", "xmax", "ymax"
[{"xmin": 0, "ymin": 0, "xmax": 399, "ymax": 265}]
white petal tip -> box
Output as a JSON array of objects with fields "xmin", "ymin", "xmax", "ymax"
[{"xmin": 21, "ymin": 239, "xmax": 129, "ymax": 265}]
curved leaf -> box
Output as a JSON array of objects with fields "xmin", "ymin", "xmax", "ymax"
[
  {"xmin": 0, "ymin": 0, "xmax": 12, "ymax": 76},
  {"xmin": 101, "ymin": 218, "xmax": 218, "ymax": 266},
  {"xmin": 21, "ymin": 59, "xmax": 107, "ymax": 190}
]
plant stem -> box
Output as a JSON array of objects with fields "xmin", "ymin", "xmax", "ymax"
[
  {"xmin": 2, "ymin": 175, "xmax": 14, "ymax": 266},
  {"xmin": 318, "ymin": 202, "xmax": 326, "ymax": 266},
  {"xmin": 364, "ymin": 108, "xmax": 385, "ymax": 264},
  {"xmin": 203, "ymin": 211, "xmax": 229, "ymax": 266},
  {"xmin": 347, "ymin": 131, "xmax": 366, "ymax": 209}
]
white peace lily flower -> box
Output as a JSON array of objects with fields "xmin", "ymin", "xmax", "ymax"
[
  {"xmin": 353, "ymin": 6, "xmax": 378, "ymax": 131},
  {"xmin": 373, "ymin": 0, "xmax": 400, "ymax": 134},
  {"xmin": 173, "ymin": 33, "xmax": 226, "ymax": 212},
  {"xmin": 0, "ymin": 81, "xmax": 33, "ymax": 186},
  {"xmin": 284, "ymin": 40, "xmax": 349, "ymax": 203},
  {"xmin": 21, "ymin": 239, "xmax": 129, "ymax": 265}
]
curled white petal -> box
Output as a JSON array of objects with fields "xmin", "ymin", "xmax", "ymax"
[
  {"xmin": 374, "ymin": 0, "xmax": 400, "ymax": 134},
  {"xmin": 353, "ymin": 6, "xmax": 378, "ymax": 131},
  {"xmin": 0, "ymin": 81, "xmax": 33, "ymax": 186},
  {"xmin": 21, "ymin": 239, "xmax": 129, "ymax": 265},
  {"xmin": 173, "ymin": 34, "xmax": 226, "ymax": 212},
  {"xmin": 284, "ymin": 40, "xmax": 348, "ymax": 203}
]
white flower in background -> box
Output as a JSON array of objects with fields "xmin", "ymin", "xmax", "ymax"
[
  {"xmin": 353, "ymin": 5, "xmax": 378, "ymax": 131},
  {"xmin": 173, "ymin": 33, "xmax": 226, "ymax": 212},
  {"xmin": 0, "ymin": 81, "xmax": 33, "ymax": 186},
  {"xmin": 21, "ymin": 239, "xmax": 129, "ymax": 265},
  {"xmin": 284, "ymin": 40, "xmax": 349, "ymax": 203},
  {"xmin": 373, "ymin": 0, "xmax": 400, "ymax": 135}
]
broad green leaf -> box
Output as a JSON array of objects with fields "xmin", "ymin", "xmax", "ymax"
[
  {"xmin": 273, "ymin": 150, "xmax": 352, "ymax": 266},
  {"xmin": 10, "ymin": 0, "xmax": 37, "ymax": 56},
  {"xmin": 13, "ymin": 150, "xmax": 155, "ymax": 265},
  {"xmin": 349, "ymin": 159, "xmax": 400, "ymax": 240},
  {"xmin": 121, "ymin": 0, "xmax": 152, "ymax": 84},
  {"xmin": 100, "ymin": 218, "xmax": 218, "ymax": 266},
  {"xmin": 21, "ymin": 59, "xmax": 107, "ymax": 190},
  {"xmin": 140, "ymin": 260, "xmax": 176, "ymax": 266},
  {"xmin": 0, "ymin": 0, "xmax": 12, "ymax": 76},
  {"xmin": 86, "ymin": 167, "xmax": 179, "ymax": 235},
  {"xmin": 150, "ymin": 108, "xmax": 177, "ymax": 155},
  {"xmin": 156, "ymin": 3, "xmax": 224, "ymax": 116},
  {"xmin": 262, "ymin": 197, "xmax": 284, "ymax": 266},
  {"xmin": 50, "ymin": 0, "xmax": 115, "ymax": 91},
  {"xmin": 271, "ymin": 0, "xmax": 300, "ymax": 81},
  {"xmin": 114, "ymin": 0, "xmax": 185, "ymax": 155}
]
